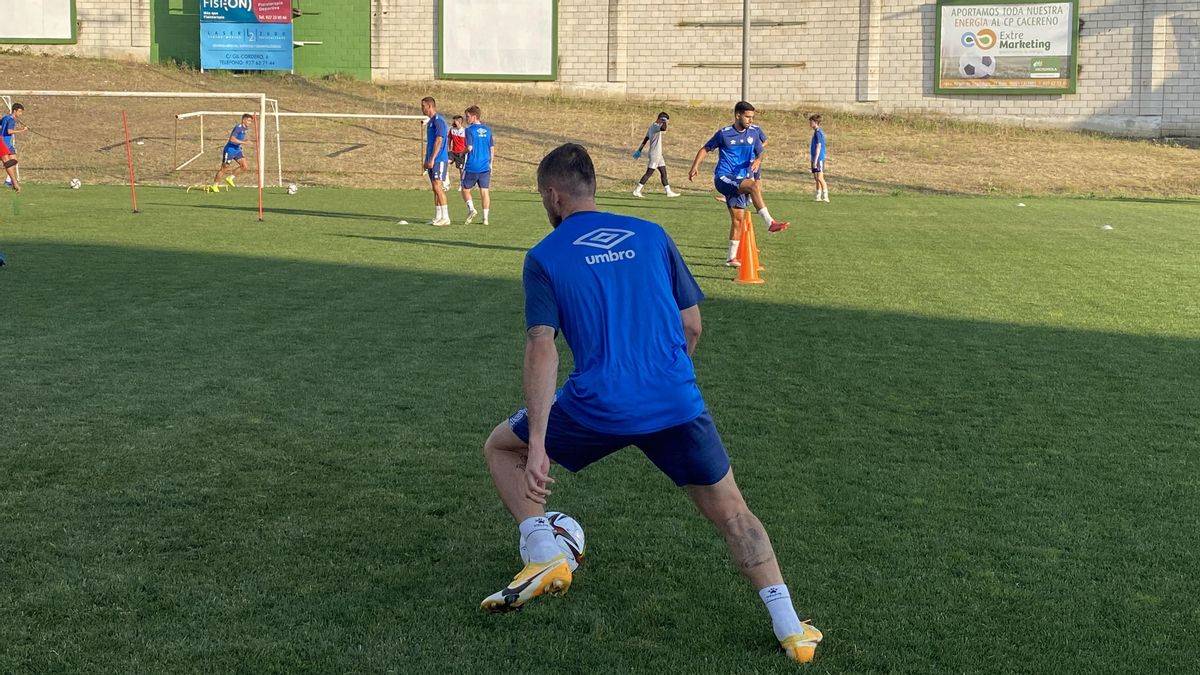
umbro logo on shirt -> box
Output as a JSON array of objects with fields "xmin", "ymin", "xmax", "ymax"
[
  {"xmin": 575, "ymin": 228, "xmax": 637, "ymax": 265},
  {"xmin": 574, "ymin": 228, "xmax": 635, "ymax": 250}
]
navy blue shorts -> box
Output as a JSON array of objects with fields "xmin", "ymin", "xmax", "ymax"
[
  {"xmin": 222, "ymin": 148, "xmax": 244, "ymax": 164},
  {"xmin": 427, "ymin": 161, "xmax": 448, "ymax": 182},
  {"xmin": 461, "ymin": 170, "xmax": 491, "ymax": 189},
  {"xmin": 508, "ymin": 404, "xmax": 731, "ymax": 487},
  {"xmin": 714, "ymin": 175, "xmax": 749, "ymax": 210},
  {"xmin": 811, "ymin": 160, "xmax": 824, "ymax": 174}
]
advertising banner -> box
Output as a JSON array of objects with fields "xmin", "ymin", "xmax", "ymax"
[
  {"xmin": 935, "ymin": 0, "xmax": 1078, "ymax": 95},
  {"xmin": 200, "ymin": 0, "xmax": 293, "ymax": 71}
]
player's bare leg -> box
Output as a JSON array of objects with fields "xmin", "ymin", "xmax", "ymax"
[
  {"xmin": 739, "ymin": 178, "xmax": 788, "ymax": 233},
  {"xmin": 688, "ymin": 469, "xmax": 823, "ymax": 663},
  {"xmin": 480, "ymin": 187, "xmax": 491, "ymax": 224},
  {"xmin": 725, "ymin": 207, "xmax": 744, "ymax": 267},
  {"xmin": 480, "ymin": 421, "xmax": 572, "ymax": 612}
]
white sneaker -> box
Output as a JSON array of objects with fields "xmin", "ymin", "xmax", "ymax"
[
  {"xmin": 465, "ymin": 209, "xmax": 479, "ymax": 224},
  {"xmin": 665, "ymin": 189, "xmax": 681, "ymax": 198},
  {"xmin": 482, "ymin": 218, "xmax": 489, "ymax": 225},
  {"xmin": 632, "ymin": 188, "xmax": 643, "ymax": 198},
  {"xmin": 431, "ymin": 217, "xmax": 451, "ymax": 226},
  {"xmin": 814, "ymin": 194, "xmax": 823, "ymax": 202},
  {"xmin": 822, "ymin": 195, "xmax": 830, "ymax": 203}
]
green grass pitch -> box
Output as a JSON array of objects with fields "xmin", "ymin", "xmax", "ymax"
[{"xmin": 2, "ymin": 185, "xmax": 1199, "ymax": 673}]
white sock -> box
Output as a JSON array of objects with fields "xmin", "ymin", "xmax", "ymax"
[
  {"xmin": 440, "ymin": 205, "xmax": 449, "ymax": 220},
  {"xmin": 483, "ymin": 208, "xmax": 490, "ymax": 220},
  {"xmin": 634, "ymin": 184, "xmax": 643, "ymax": 192},
  {"xmin": 519, "ymin": 515, "xmax": 560, "ymax": 563},
  {"xmin": 664, "ymin": 185, "xmax": 672, "ymax": 192},
  {"xmin": 757, "ymin": 207, "xmax": 774, "ymax": 225},
  {"xmin": 759, "ymin": 584, "xmax": 804, "ymax": 641},
  {"xmin": 728, "ymin": 239, "xmax": 740, "ymax": 260},
  {"xmin": 466, "ymin": 199, "xmax": 475, "ymax": 212}
]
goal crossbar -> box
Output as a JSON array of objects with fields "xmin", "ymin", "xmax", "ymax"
[{"xmin": 0, "ymin": 90, "xmax": 269, "ymax": 220}]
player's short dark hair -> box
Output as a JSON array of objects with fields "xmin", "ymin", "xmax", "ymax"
[
  {"xmin": 537, "ymin": 143, "xmax": 596, "ymax": 199},
  {"xmin": 241, "ymin": 113, "xmax": 253, "ymax": 120},
  {"xmin": 421, "ymin": 96, "xmax": 436, "ymax": 106},
  {"xmin": 11, "ymin": 103, "xmax": 24, "ymax": 111},
  {"xmin": 809, "ymin": 114, "xmax": 822, "ymax": 124},
  {"xmin": 452, "ymin": 114, "xmax": 464, "ymax": 121},
  {"xmin": 734, "ymin": 101, "xmax": 755, "ymax": 115},
  {"xmin": 657, "ymin": 111, "xmax": 669, "ymax": 120},
  {"xmin": 465, "ymin": 105, "xmax": 481, "ymax": 118}
]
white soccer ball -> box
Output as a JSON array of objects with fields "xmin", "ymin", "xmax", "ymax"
[
  {"xmin": 286, "ymin": 183, "xmax": 298, "ymax": 195},
  {"xmin": 958, "ymin": 52, "xmax": 996, "ymax": 79},
  {"xmin": 519, "ymin": 511, "xmax": 585, "ymax": 572},
  {"xmin": 69, "ymin": 178, "xmax": 82, "ymax": 189}
]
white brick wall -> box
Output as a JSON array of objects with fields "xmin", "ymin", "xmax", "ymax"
[
  {"xmin": 15, "ymin": 0, "xmax": 1198, "ymax": 137},
  {"xmin": 370, "ymin": 0, "xmax": 1198, "ymax": 137}
]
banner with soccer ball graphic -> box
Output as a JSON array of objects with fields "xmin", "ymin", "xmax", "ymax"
[{"xmin": 935, "ymin": 0, "xmax": 1078, "ymax": 94}]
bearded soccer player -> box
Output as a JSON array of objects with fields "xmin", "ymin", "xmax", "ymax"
[
  {"xmin": 479, "ymin": 143, "xmax": 822, "ymax": 664},
  {"xmin": 420, "ymin": 96, "xmax": 451, "ymax": 226},
  {"xmin": 688, "ymin": 101, "xmax": 789, "ymax": 267}
]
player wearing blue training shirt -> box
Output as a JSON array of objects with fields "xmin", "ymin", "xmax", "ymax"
[
  {"xmin": 212, "ymin": 113, "xmax": 253, "ymax": 192},
  {"xmin": 688, "ymin": 101, "xmax": 790, "ymax": 267},
  {"xmin": 809, "ymin": 114, "xmax": 829, "ymax": 202},
  {"xmin": 460, "ymin": 104, "xmax": 494, "ymax": 225},
  {"xmin": 1, "ymin": 103, "xmax": 28, "ymax": 193},
  {"xmin": 479, "ymin": 143, "xmax": 823, "ymax": 665},
  {"xmin": 420, "ymin": 96, "xmax": 451, "ymax": 226}
]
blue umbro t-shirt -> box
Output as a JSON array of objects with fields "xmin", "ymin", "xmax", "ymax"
[
  {"xmin": 1, "ymin": 114, "xmax": 17, "ymax": 151},
  {"xmin": 464, "ymin": 123, "xmax": 493, "ymax": 173},
  {"xmin": 703, "ymin": 125, "xmax": 762, "ymax": 180},
  {"xmin": 523, "ymin": 211, "xmax": 705, "ymax": 435},
  {"xmin": 223, "ymin": 123, "xmax": 247, "ymax": 155},
  {"xmin": 426, "ymin": 113, "xmax": 449, "ymax": 164},
  {"xmin": 811, "ymin": 128, "xmax": 826, "ymax": 162}
]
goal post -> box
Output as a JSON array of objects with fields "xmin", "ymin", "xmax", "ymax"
[
  {"xmin": 0, "ymin": 90, "xmax": 268, "ymax": 221},
  {"xmin": 173, "ymin": 110, "xmax": 427, "ymax": 188}
]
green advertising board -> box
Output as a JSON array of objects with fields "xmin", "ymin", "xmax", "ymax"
[{"xmin": 935, "ymin": 0, "xmax": 1079, "ymax": 95}]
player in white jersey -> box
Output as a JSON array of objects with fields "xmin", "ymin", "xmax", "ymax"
[{"xmin": 632, "ymin": 112, "xmax": 680, "ymax": 198}]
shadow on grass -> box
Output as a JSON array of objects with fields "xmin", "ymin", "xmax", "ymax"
[
  {"xmin": 150, "ymin": 202, "xmax": 401, "ymax": 222},
  {"xmin": 2, "ymin": 241, "xmax": 1198, "ymax": 673},
  {"xmin": 333, "ymin": 234, "xmax": 528, "ymax": 252}
]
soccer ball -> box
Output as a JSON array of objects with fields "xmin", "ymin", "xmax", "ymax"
[
  {"xmin": 286, "ymin": 183, "xmax": 298, "ymax": 195},
  {"xmin": 519, "ymin": 511, "xmax": 585, "ymax": 571},
  {"xmin": 958, "ymin": 53, "xmax": 996, "ymax": 79},
  {"xmin": 69, "ymin": 178, "xmax": 82, "ymax": 189}
]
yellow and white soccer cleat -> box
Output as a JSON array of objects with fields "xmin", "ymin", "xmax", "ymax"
[
  {"xmin": 224, "ymin": 176, "xmax": 236, "ymax": 188},
  {"xmin": 780, "ymin": 622, "xmax": 823, "ymax": 664},
  {"xmin": 480, "ymin": 554, "xmax": 572, "ymax": 613}
]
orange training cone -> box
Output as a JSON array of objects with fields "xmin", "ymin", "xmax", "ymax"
[
  {"xmin": 744, "ymin": 212, "xmax": 765, "ymax": 272},
  {"xmin": 734, "ymin": 217, "xmax": 765, "ymax": 284}
]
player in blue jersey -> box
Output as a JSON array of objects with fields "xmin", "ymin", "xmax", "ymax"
[
  {"xmin": 688, "ymin": 101, "xmax": 789, "ymax": 267},
  {"xmin": 212, "ymin": 113, "xmax": 253, "ymax": 192},
  {"xmin": 460, "ymin": 105, "xmax": 494, "ymax": 225},
  {"xmin": 1, "ymin": 103, "xmax": 28, "ymax": 193},
  {"xmin": 479, "ymin": 143, "xmax": 823, "ymax": 664},
  {"xmin": 420, "ymin": 96, "xmax": 451, "ymax": 226},
  {"xmin": 809, "ymin": 114, "xmax": 829, "ymax": 202}
]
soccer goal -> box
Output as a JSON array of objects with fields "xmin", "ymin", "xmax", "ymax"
[
  {"xmin": 0, "ymin": 89, "xmax": 269, "ymax": 220},
  {"xmin": 173, "ymin": 109, "xmax": 427, "ymax": 188}
]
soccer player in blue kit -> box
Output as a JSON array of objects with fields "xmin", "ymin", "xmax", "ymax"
[
  {"xmin": 460, "ymin": 105, "xmax": 493, "ymax": 225},
  {"xmin": 2, "ymin": 103, "xmax": 28, "ymax": 193},
  {"xmin": 688, "ymin": 101, "xmax": 789, "ymax": 267},
  {"xmin": 421, "ymin": 96, "xmax": 451, "ymax": 226},
  {"xmin": 479, "ymin": 143, "xmax": 823, "ymax": 664},
  {"xmin": 212, "ymin": 113, "xmax": 253, "ymax": 191}
]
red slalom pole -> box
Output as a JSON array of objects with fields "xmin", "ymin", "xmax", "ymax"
[
  {"xmin": 121, "ymin": 110, "xmax": 139, "ymax": 214},
  {"xmin": 255, "ymin": 113, "xmax": 263, "ymax": 222}
]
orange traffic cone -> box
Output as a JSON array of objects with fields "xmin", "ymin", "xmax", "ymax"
[
  {"xmin": 744, "ymin": 212, "xmax": 765, "ymax": 272},
  {"xmin": 734, "ymin": 217, "xmax": 765, "ymax": 284}
]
